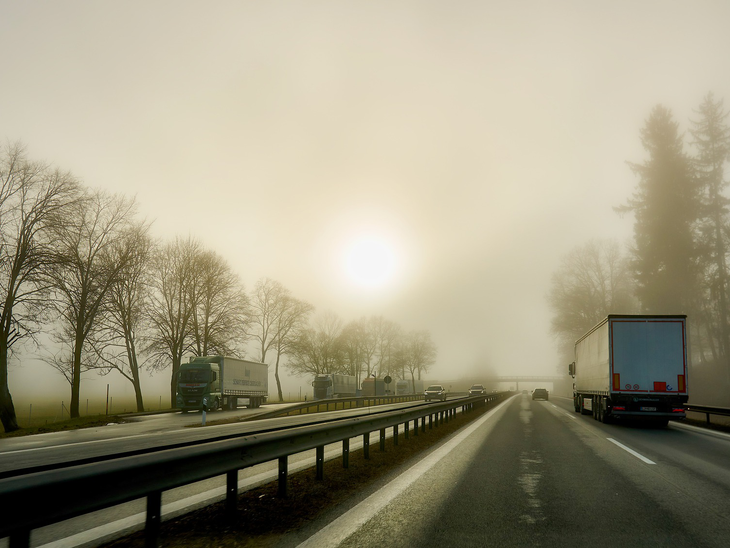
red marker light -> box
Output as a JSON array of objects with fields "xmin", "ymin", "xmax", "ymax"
[{"xmin": 613, "ymin": 406, "xmax": 626, "ymax": 411}]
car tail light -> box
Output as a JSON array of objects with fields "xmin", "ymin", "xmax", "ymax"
[{"xmin": 613, "ymin": 406, "xmax": 626, "ymax": 411}]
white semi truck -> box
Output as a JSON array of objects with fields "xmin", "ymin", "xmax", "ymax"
[
  {"xmin": 176, "ymin": 356, "xmax": 268, "ymax": 412},
  {"xmin": 311, "ymin": 374, "xmax": 357, "ymax": 399},
  {"xmin": 395, "ymin": 379, "xmax": 424, "ymax": 395},
  {"xmin": 569, "ymin": 315, "xmax": 688, "ymax": 425}
]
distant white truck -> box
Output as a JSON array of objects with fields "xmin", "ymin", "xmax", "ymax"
[
  {"xmin": 395, "ymin": 378, "xmax": 424, "ymax": 395},
  {"xmin": 176, "ymin": 356, "xmax": 268, "ymax": 412},
  {"xmin": 312, "ymin": 374, "xmax": 357, "ymax": 399},
  {"xmin": 569, "ymin": 315, "xmax": 688, "ymax": 425}
]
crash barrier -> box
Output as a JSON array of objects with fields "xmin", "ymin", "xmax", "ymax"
[
  {"xmin": 683, "ymin": 403, "xmax": 730, "ymax": 425},
  {"xmin": 0, "ymin": 393, "xmax": 507, "ymax": 548},
  {"xmin": 248, "ymin": 394, "xmax": 426, "ymax": 421}
]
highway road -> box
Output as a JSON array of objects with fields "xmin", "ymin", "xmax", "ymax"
[{"xmin": 289, "ymin": 393, "xmax": 730, "ymax": 548}]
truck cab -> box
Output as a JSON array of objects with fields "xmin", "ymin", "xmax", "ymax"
[{"xmin": 176, "ymin": 362, "xmax": 222, "ymax": 412}]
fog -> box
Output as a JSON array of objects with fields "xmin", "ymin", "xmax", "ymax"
[{"xmin": 2, "ymin": 1, "xmax": 729, "ymax": 405}]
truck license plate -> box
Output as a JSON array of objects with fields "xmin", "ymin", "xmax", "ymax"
[{"xmin": 640, "ymin": 406, "xmax": 657, "ymax": 412}]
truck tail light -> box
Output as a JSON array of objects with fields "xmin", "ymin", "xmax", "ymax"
[
  {"xmin": 613, "ymin": 374, "xmax": 620, "ymax": 391},
  {"xmin": 672, "ymin": 408, "xmax": 685, "ymax": 413},
  {"xmin": 613, "ymin": 406, "xmax": 626, "ymax": 411},
  {"xmin": 677, "ymin": 375, "xmax": 685, "ymax": 392}
]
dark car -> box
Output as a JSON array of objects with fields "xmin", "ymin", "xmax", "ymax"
[
  {"xmin": 468, "ymin": 384, "xmax": 486, "ymax": 396},
  {"xmin": 532, "ymin": 388, "xmax": 549, "ymax": 400},
  {"xmin": 424, "ymin": 384, "xmax": 447, "ymax": 402}
]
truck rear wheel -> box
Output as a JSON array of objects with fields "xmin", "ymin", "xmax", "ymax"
[{"xmin": 579, "ymin": 396, "xmax": 591, "ymax": 415}]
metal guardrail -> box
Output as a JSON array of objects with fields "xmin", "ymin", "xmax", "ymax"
[
  {"xmin": 0, "ymin": 393, "xmax": 507, "ymax": 547},
  {"xmin": 247, "ymin": 394, "xmax": 426, "ymax": 420},
  {"xmin": 683, "ymin": 403, "xmax": 730, "ymax": 424}
]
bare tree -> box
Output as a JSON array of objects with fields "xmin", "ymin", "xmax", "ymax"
[
  {"xmin": 44, "ymin": 190, "xmax": 139, "ymax": 418},
  {"xmin": 287, "ymin": 311, "xmax": 343, "ymax": 377},
  {"xmin": 189, "ymin": 249, "xmax": 250, "ymax": 358},
  {"xmin": 0, "ymin": 143, "xmax": 79, "ymax": 431},
  {"xmin": 548, "ymin": 239, "xmax": 637, "ymax": 363},
  {"xmin": 370, "ymin": 316, "xmax": 401, "ymax": 377},
  {"xmin": 402, "ymin": 330, "xmax": 437, "ymax": 383},
  {"xmin": 248, "ymin": 278, "xmax": 313, "ymax": 400},
  {"xmin": 145, "ymin": 237, "xmax": 200, "ymax": 407},
  {"xmin": 87, "ymin": 223, "xmax": 154, "ymax": 412}
]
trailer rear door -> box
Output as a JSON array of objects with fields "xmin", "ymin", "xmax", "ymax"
[{"xmin": 610, "ymin": 317, "xmax": 687, "ymax": 395}]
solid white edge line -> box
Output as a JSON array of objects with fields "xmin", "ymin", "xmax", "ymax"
[
  {"xmin": 606, "ymin": 438, "xmax": 656, "ymax": 464},
  {"xmin": 295, "ymin": 396, "xmax": 515, "ymax": 548}
]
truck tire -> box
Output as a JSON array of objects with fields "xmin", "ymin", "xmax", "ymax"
[
  {"xmin": 579, "ymin": 396, "xmax": 591, "ymax": 415},
  {"xmin": 214, "ymin": 397, "xmax": 220, "ymax": 411}
]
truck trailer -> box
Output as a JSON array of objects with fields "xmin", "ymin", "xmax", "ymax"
[
  {"xmin": 176, "ymin": 356, "xmax": 268, "ymax": 412},
  {"xmin": 395, "ymin": 379, "xmax": 424, "ymax": 395},
  {"xmin": 361, "ymin": 377, "xmax": 386, "ymax": 396},
  {"xmin": 569, "ymin": 315, "xmax": 688, "ymax": 425},
  {"xmin": 311, "ymin": 374, "xmax": 357, "ymax": 399}
]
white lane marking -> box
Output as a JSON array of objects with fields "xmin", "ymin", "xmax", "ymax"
[
  {"xmin": 296, "ymin": 397, "xmax": 515, "ymax": 548},
  {"xmin": 607, "ymin": 438, "xmax": 655, "ymax": 464},
  {"xmin": 550, "ymin": 403, "xmax": 577, "ymax": 419},
  {"xmin": 670, "ymin": 421, "xmax": 730, "ymax": 441}
]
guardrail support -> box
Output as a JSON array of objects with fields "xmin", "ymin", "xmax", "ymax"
[
  {"xmin": 413, "ymin": 418, "xmax": 418, "ymax": 436},
  {"xmin": 145, "ymin": 491, "xmax": 161, "ymax": 548},
  {"xmin": 226, "ymin": 470, "xmax": 238, "ymax": 516},
  {"xmin": 278, "ymin": 456, "xmax": 288, "ymax": 497},
  {"xmin": 316, "ymin": 446, "xmax": 324, "ymax": 480},
  {"xmin": 363, "ymin": 432, "xmax": 370, "ymax": 459},
  {"xmin": 380, "ymin": 428, "xmax": 386, "ymax": 451},
  {"xmin": 343, "ymin": 438, "xmax": 350, "ymax": 468},
  {"xmin": 393, "ymin": 424, "xmax": 399, "ymax": 446},
  {"xmin": 404, "ymin": 420, "xmax": 410, "ymax": 439}
]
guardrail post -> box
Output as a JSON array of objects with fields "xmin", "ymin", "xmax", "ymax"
[
  {"xmin": 226, "ymin": 470, "xmax": 238, "ymax": 517},
  {"xmin": 8, "ymin": 529, "xmax": 30, "ymax": 548},
  {"xmin": 421, "ymin": 416, "xmax": 426, "ymax": 433},
  {"xmin": 413, "ymin": 418, "xmax": 418, "ymax": 436},
  {"xmin": 404, "ymin": 420, "xmax": 410, "ymax": 439},
  {"xmin": 316, "ymin": 446, "xmax": 324, "ymax": 480},
  {"xmin": 278, "ymin": 456, "xmax": 288, "ymax": 497},
  {"xmin": 363, "ymin": 432, "xmax": 370, "ymax": 459},
  {"xmin": 145, "ymin": 491, "xmax": 161, "ymax": 548},
  {"xmin": 393, "ymin": 424, "xmax": 399, "ymax": 446},
  {"xmin": 343, "ymin": 438, "xmax": 350, "ymax": 468},
  {"xmin": 380, "ymin": 428, "xmax": 386, "ymax": 451}
]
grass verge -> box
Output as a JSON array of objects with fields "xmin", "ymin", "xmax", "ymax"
[{"xmin": 0, "ymin": 415, "xmax": 128, "ymax": 438}]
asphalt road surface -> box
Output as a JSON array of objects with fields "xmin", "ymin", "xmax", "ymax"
[{"xmin": 289, "ymin": 394, "xmax": 730, "ymax": 548}]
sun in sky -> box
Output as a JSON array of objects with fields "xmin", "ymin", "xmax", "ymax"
[{"xmin": 342, "ymin": 235, "xmax": 399, "ymax": 289}]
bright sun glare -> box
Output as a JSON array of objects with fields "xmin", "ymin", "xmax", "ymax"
[{"xmin": 343, "ymin": 236, "xmax": 397, "ymax": 289}]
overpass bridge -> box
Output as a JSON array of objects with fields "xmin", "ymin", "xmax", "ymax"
[{"xmin": 485, "ymin": 376, "xmax": 567, "ymax": 390}]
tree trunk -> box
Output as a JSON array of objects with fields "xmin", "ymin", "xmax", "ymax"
[
  {"xmin": 70, "ymin": 335, "xmax": 83, "ymax": 419},
  {"xmin": 170, "ymin": 356, "xmax": 181, "ymax": 408},
  {"xmin": 275, "ymin": 353, "xmax": 283, "ymax": 402},
  {"xmin": 0, "ymin": 332, "xmax": 19, "ymax": 432}
]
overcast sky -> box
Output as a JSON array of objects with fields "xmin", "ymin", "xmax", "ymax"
[{"xmin": 2, "ymin": 1, "xmax": 729, "ymax": 402}]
